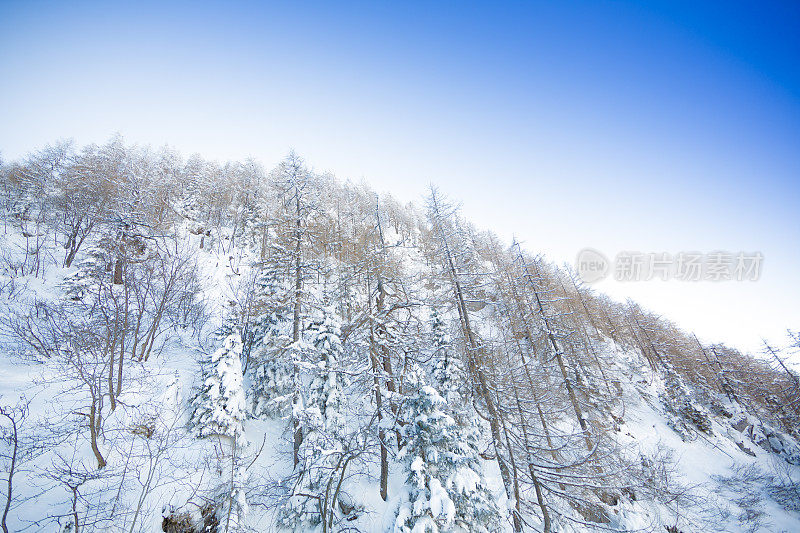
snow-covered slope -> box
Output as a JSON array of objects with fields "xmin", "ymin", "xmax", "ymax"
[{"xmin": 0, "ymin": 145, "xmax": 798, "ymax": 533}]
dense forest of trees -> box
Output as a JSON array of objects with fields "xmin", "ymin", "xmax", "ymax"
[{"xmin": 0, "ymin": 138, "xmax": 798, "ymax": 532}]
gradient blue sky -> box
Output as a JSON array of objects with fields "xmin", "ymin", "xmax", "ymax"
[{"xmin": 1, "ymin": 1, "xmax": 799, "ymax": 353}]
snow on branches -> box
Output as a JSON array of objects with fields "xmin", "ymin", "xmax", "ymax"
[{"xmin": 191, "ymin": 332, "xmax": 248, "ymax": 446}]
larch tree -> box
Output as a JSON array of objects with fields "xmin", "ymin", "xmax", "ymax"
[
  {"xmin": 270, "ymin": 151, "xmax": 321, "ymax": 467},
  {"xmin": 426, "ymin": 187, "xmax": 523, "ymax": 532}
]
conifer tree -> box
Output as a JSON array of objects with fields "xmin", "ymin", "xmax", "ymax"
[
  {"xmin": 280, "ymin": 306, "xmax": 347, "ymax": 530},
  {"xmin": 311, "ymin": 306, "xmax": 345, "ymax": 436},
  {"xmin": 248, "ymin": 267, "xmax": 293, "ymax": 417},
  {"xmin": 430, "ymin": 309, "xmax": 463, "ymax": 406},
  {"xmin": 392, "ymin": 365, "xmax": 501, "ymax": 533},
  {"xmin": 191, "ymin": 332, "xmax": 248, "ymax": 446}
]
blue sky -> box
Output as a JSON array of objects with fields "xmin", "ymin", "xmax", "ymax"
[{"xmin": 1, "ymin": 1, "xmax": 799, "ymax": 353}]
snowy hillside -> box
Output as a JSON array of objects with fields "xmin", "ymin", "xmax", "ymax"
[{"xmin": 0, "ymin": 140, "xmax": 798, "ymax": 533}]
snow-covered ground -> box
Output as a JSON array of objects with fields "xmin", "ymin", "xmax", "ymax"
[{"xmin": 0, "ymin": 206, "xmax": 798, "ymax": 533}]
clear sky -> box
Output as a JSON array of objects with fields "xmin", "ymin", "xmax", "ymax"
[{"xmin": 1, "ymin": 1, "xmax": 798, "ymax": 354}]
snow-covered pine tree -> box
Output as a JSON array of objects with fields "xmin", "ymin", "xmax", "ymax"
[
  {"xmin": 392, "ymin": 364, "xmax": 501, "ymax": 533},
  {"xmin": 191, "ymin": 332, "xmax": 248, "ymax": 446},
  {"xmin": 430, "ymin": 309, "xmax": 463, "ymax": 406},
  {"xmin": 311, "ymin": 305, "xmax": 345, "ymax": 435},
  {"xmin": 279, "ymin": 305, "xmax": 348, "ymax": 530},
  {"xmin": 248, "ymin": 266, "xmax": 294, "ymax": 418}
]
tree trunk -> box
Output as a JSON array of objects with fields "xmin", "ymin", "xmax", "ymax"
[
  {"xmin": 292, "ymin": 193, "xmax": 303, "ymax": 467},
  {"xmin": 113, "ymin": 259, "xmax": 124, "ymax": 285},
  {"xmin": 516, "ymin": 251, "xmax": 593, "ymax": 451},
  {"xmin": 0, "ymin": 413, "xmax": 16, "ymax": 533},
  {"xmin": 89, "ymin": 399, "xmax": 107, "ymax": 469},
  {"xmin": 514, "ymin": 391, "xmax": 552, "ymax": 532},
  {"xmin": 428, "ymin": 192, "xmax": 521, "ymax": 531},
  {"xmin": 367, "ymin": 279, "xmax": 389, "ymax": 501}
]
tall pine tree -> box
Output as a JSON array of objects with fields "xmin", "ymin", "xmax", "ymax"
[
  {"xmin": 248, "ymin": 266, "xmax": 294, "ymax": 418},
  {"xmin": 279, "ymin": 306, "xmax": 348, "ymax": 530}
]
